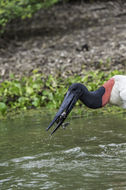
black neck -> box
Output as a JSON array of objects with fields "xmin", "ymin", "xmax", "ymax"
[{"xmin": 79, "ymin": 84, "xmax": 105, "ymax": 109}]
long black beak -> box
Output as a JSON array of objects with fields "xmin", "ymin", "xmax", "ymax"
[{"xmin": 46, "ymin": 90, "xmax": 79, "ymax": 135}]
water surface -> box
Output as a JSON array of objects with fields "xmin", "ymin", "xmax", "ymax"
[{"xmin": 0, "ymin": 111, "xmax": 126, "ymax": 190}]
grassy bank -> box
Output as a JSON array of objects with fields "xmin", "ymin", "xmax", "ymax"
[{"xmin": 0, "ymin": 69, "xmax": 125, "ymax": 117}]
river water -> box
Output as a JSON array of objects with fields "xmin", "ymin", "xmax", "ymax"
[{"xmin": 0, "ymin": 111, "xmax": 126, "ymax": 190}]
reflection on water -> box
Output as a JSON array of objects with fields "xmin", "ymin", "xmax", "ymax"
[{"xmin": 0, "ymin": 111, "xmax": 126, "ymax": 189}]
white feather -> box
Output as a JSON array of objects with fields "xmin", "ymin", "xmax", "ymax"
[{"xmin": 109, "ymin": 75, "xmax": 126, "ymax": 108}]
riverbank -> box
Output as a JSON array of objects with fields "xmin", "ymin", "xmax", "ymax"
[{"xmin": 0, "ymin": 1, "xmax": 126, "ymax": 81}]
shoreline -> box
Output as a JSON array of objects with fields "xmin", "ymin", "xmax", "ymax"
[{"xmin": 0, "ymin": 1, "xmax": 126, "ymax": 80}]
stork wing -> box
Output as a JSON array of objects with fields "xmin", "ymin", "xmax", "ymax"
[
  {"xmin": 120, "ymin": 90, "xmax": 126, "ymax": 108},
  {"xmin": 120, "ymin": 90, "xmax": 126, "ymax": 101}
]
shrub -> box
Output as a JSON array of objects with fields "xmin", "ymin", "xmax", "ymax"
[{"xmin": 0, "ymin": 0, "xmax": 59, "ymax": 34}]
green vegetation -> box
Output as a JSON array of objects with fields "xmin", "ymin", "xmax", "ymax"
[
  {"xmin": 0, "ymin": 0, "xmax": 101, "ymax": 34},
  {"xmin": 0, "ymin": 70, "xmax": 124, "ymax": 116},
  {"xmin": 0, "ymin": 0, "xmax": 59, "ymax": 33}
]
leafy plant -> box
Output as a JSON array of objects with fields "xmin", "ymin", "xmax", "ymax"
[
  {"xmin": 0, "ymin": 69, "xmax": 124, "ymax": 116},
  {"xmin": 0, "ymin": 0, "xmax": 59, "ymax": 34}
]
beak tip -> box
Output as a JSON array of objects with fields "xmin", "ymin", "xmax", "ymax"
[{"xmin": 46, "ymin": 126, "xmax": 50, "ymax": 131}]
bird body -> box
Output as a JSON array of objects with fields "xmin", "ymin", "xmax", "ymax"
[
  {"xmin": 109, "ymin": 75, "xmax": 126, "ymax": 108},
  {"xmin": 47, "ymin": 75, "xmax": 126, "ymax": 134}
]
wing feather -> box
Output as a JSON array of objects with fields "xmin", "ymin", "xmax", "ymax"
[{"xmin": 120, "ymin": 90, "xmax": 126, "ymax": 101}]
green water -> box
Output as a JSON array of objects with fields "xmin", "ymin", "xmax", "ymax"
[{"xmin": 0, "ymin": 111, "xmax": 126, "ymax": 190}]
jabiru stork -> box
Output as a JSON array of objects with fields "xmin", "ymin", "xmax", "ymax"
[{"xmin": 47, "ymin": 75, "xmax": 126, "ymax": 135}]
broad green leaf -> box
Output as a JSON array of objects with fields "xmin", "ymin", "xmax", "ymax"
[{"xmin": 0, "ymin": 102, "xmax": 7, "ymax": 114}]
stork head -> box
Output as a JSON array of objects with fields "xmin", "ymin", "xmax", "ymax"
[{"xmin": 46, "ymin": 83, "xmax": 83, "ymax": 135}]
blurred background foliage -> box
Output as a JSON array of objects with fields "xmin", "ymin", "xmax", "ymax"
[
  {"xmin": 0, "ymin": 0, "xmax": 61, "ymax": 34},
  {"xmin": 0, "ymin": 0, "xmax": 114, "ymax": 34}
]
